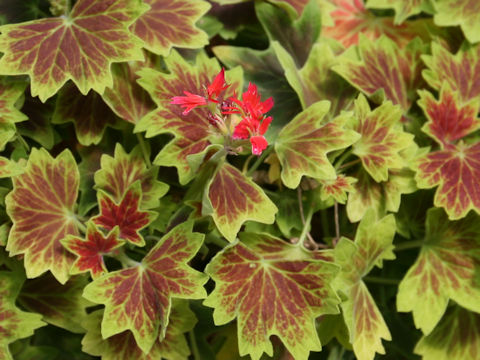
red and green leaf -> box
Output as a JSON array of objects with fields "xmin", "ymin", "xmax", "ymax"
[
  {"xmin": 334, "ymin": 211, "xmax": 396, "ymax": 360},
  {"xmin": 94, "ymin": 143, "xmax": 169, "ymax": 210},
  {"xmin": 320, "ymin": 174, "xmax": 357, "ymax": 204},
  {"xmin": 417, "ymin": 87, "xmax": 480, "ymax": 146},
  {"xmin": 397, "ymin": 208, "xmax": 480, "ymax": 334},
  {"xmin": 52, "ymin": 83, "xmax": 119, "ymax": 146},
  {"xmin": 422, "ymin": 43, "xmax": 480, "ymax": 104},
  {"xmin": 414, "ymin": 306, "xmax": 480, "ymax": 360},
  {"xmin": 366, "ymin": 0, "xmax": 429, "ymax": 24},
  {"xmin": 0, "ymin": 78, "xmax": 28, "ymax": 150},
  {"xmin": 136, "ymin": 50, "xmax": 242, "ymax": 184},
  {"xmin": 0, "ymin": 272, "xmax": 45, "ymax": 359},
  {"xmin": 351, "ymin": 95, "xmax": 414, "ymax": 182},
  {"xmin": 101, "ymin": 62, "xmax": 156, "ymax": 125},
  {"xmin": 204, "ymin": 162, "xmax": 277, "ymax": 242},
  {"xmin": 434, "ymin": 0, "xmax": 480, "ymax": 44},
  {"xmin": 333, "ymin": 35, "xmax": 425, "ymax": 112},
  {"xmin": 0, "ymin": 0, "xmax": 147, "ymax": 102},
  {"xmin": 130, "ymin": 0, "xmax": 210, "ymax": 56},
  {"xmin": 416, "ymin": 141, "xmax": 480, "ymax": 219},
  {"xmin": 275, "ymin": 101, "xmax": 360, "ymax": 188},
  {"xmin": 204, "ymin": 232, "xmax": 340, "ymax": 360},
  {"xmin": 62, "ymin": 223, "xmax": 124, "ymax": 279},
  {"xmin": 83, "ymin": 221, "xmax": 208, "ymax": 354},
  {"xmin": 92, "ymin": 183, "xmax": 157, "ymax": 246},
  {"xmin": 17, "ymin": 273, "xmax": 91, "ymax": 333},
  {"xmin": 82, "ymin": 299, "xmax": 196, "ymax": 360},
  {"xmin": 0, "ymin": 157, "xmax": 23, "ymax": 178},
  {"xmin": 5, "ymin": 148, "xmax": 79, "ymax": 284}
]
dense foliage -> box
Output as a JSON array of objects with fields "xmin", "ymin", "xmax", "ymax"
[{"xmin": 0, "ymin": 0, "xmax": 479, "ymax": 359}]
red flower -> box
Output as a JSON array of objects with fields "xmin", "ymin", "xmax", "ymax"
[
  {"xmin": 207, "ymin": 68, "xmax": 229, "ymax": 101},
  {"xmin": 229, "ymin": 83, "xmax": 274, "ymax": 119},
  {"xmin": 171, "ymin": 91, "xmax": 207, "ymax": 115},
  {"xmin": 233, "ymin": 115, "xmax": 272, "ymax": 155}
]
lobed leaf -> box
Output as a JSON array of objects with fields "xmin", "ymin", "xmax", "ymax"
[
  {"xmin": 434, "ymin": 0, "xmax": 480, "ymax": 43},
  {"xmin": 0, "ymin": 78, "xmax": 28, "ymax": 150},
  {"xmin": 204, "ymin": 233, "xmax": 340, "ymax": 360},
  {"xmin": 0, "ymin": 0, "xmax": 147, "ymax": 101},
  {"xmin": 6, "ymin": 148, "xmax": 79, "ymax": 284},
  {"xmin": 0, "ymin": 157, "xmax": 24, "ymax": 179},
  {"xmin": 320, "ymin": 175, "xmax": 357, "ymax": 204},
  {"xmin": 83, "ymin": 221, "xmax": 208, "ymax": 354},
  {"xmin": 366, "ymin": 0, "xmax": 428, "ymax": 24}
]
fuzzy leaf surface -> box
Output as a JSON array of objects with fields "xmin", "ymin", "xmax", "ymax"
[
  {"xmin": 83, "ymin": 221, "xmax": 207, "ymax": 354},
  {"xmin": 275, "ymin": 101, "xmax": 359, "ymax": 188},
  {"xmin": 92, "ymin": 183, "xmax": 156, "ymax": 246},
  {"xmin": 415, "ymin": 306, "xmax": 480, "ymax": 360},
  {"xmin": 130, "ymin": 0, "xmax": 210, "ymax": 56},
  {"xmin": 334, "ymin": 211, "xmax": 395, "ymax": 360},
  {"xmin": 434, "ymin": 0, "xmax": 480, "ymax": 43},
  {"xmin": 397, "ymin": 208, "xmax": 480, "ymax": 334},
  {"xmin": 204, "ymin": 233, "xmax": 340, "ymax": 360},
  {"xmin": 62, "ymin": 223, "xmax": 124, "ymax": 279},
  {"xmin": 205, "ymin": 162, "xmax": 277, "ymax": 242},
  {"xmin": 94, "ymin": 143, "xmax": 168, "ymax": 209},
  {"xmin": 6, "ymin": 148, "xmax": 79, "ymax": 284},
  {"xmin": 0, "ymin": 0, "xmax": 147, "ymax": 101}
]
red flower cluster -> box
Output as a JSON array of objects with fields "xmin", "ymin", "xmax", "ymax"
[{"xmin": 171, "ymin": 69, "xmax": 273, "ymax": 155}]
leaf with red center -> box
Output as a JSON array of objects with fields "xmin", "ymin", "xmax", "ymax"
[
  {"xmin": 17, "ymin": 273, "xmax": 91, "ymax": 333},
  {"xmin": 333, "ymin": 35, "xmax": 425, "ymax": 112},
  {"xmin": 102, "ymin": 62, "xmax": 156, "ymax": 125},
  {"xmin": 352, "ymin": 95, "xmax": 414, "ymax": 182},
  {"xmin": 320, "ymin": 175, "xmax": 357, "ymax": 204},
  {"xmin": 415, "ymin": 306, "xmax": 480, "ymax": 360},
  {"xmin": 397, "ymin": 208, "xmax": 480, "ymax": 334},
  {"xmin": 0, "ymin": 0, "xmax": 147, "ymax": 102},
  {"xmin": 5, "ymin": 148, "xmax": 79, "ymax": 284},
  {"xmin": 434, "ymin": 0, "xmax": 480, "ymax": 43},
  {"xmin": 366, "ymin": 0, "xmax": 429, "ymax": 24},
  {"xmin": 416, "ymin": 142, "xmax": 480, "ymax": 219},
  {"xmin": 418, "ymin": 87, "xmax": 480, "ymax": 146},
  {"xmin": 0, "ymin": 157, "xmax": 23, "ymax": 178},
  {"xmin": 0, "ymin": 78, "xmax": 28, "ymax": 150},
  {"xmin": 82, "ymin": 300, "xmax": 196, "ymax": 360},
  {"xmin": 273, "ymin": 40, "xmax": 357, "ymax": 115},
  {"xmin": 130, "ymin": 0, "xmax": 210, "ymax": 56},
  {"xmin": 275, "ymin": 101, "xmax": 360, "ymax": 189},
  {"xmin": 422, "ymin": 43, "xmax": 480, "ymax": 104},
  {"xmin": 204, "ymin": 162, "xmax": 277, "ymax": 242},
  {"xmin": 83, "ymin": 221, "xmax": 208, "ymax": 354},
  {"xmin": 92, "ymin": 183, "xmax": 156, "ymax": 246},
  {"xmin": 52, "ymin": 83, "xmax": 119, "ymax": 146},
  {"xmin": 62, "ymin": 223, "xmax": 124, "ymax": 279},
  {"xmin": 347, "ymin": 168, "xmax": 417, "ymax": 222},
  {"xmin": 136, "ymin": 50, "xmax": 242, "ymax": 184},
  {"xmin": 94, "ymin": 143, "xmax": 168, "ymax": 210},
  {"xmin": 0, "ymin": 272, "xmax": 45, "ymax": 359},
  {"xmin": 334, "ymin": 211, "xmax": 395, "ymax": 360},
  {"xmin": 204, "ymin": 232, "xmax": 340, "ymax": 360},
  {"xmin": 322, "ymin": 0, "xmax": 428, "ymax": 48}
]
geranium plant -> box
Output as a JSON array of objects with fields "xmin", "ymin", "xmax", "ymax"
[{"xmin": 0, "ymin": 0, "xmax": 479, "ymax": 359}]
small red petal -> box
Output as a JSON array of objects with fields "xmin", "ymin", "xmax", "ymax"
[
  {"xmin": 207, "ymin": 68, "xmax": 230, "ymax": 99},
  {"xmin": 250, "ymin": 135, "xmax": 268, "ymax": 155},
  {"xmin": 259, "ymin": 116, "xmax": 272, "ymax": 135}
]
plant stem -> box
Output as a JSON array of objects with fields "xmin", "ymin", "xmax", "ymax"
[
  {"xmin": 338, "ymin": 158, "xmax": 361, "ymax": 170},
  {"xmin": 136, "ymin": 133, "xmax": 152, "ymax": 168},
  {"xmin": 246, "ymin": 146, "xmax": 273, "ymax": 177},
  {"xmin": 334, "ymin": 201, "xmax": 340, "ymax": 240},
  {"xmin": 394, "ymin": 239, "xmax": 424, "ymax": 251},
  {"xmin": 16, "ymin": 134, "xmax": 30, "ymax": 151},
  {"xmin": 116, "ymin": 250, "xmax": 141, "ymax": 268},
  {"xmin": 242, "ymin": 154, "xmax": 254, "ymax": 174},
  {"xmin": 298, "ymin": 200, "xmax": 314, "ymax": 247},
  {"xmin": 334, "ymin": 149, "xmax": 352, "ymax": 170},
  {"xmin": 74, "ymin": 217, "xmax": 87, "ymax": 234},
  {"xmin": 364, "ymin": 276, "xmax": 400, "ymax": 285},
  {"xmin": 189, "ymin": 330, "xmax": 200, "ymax": 360}
]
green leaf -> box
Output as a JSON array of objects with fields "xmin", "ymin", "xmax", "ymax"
[
  {"xmin": 414, "ymin": 306, "xmax": 480, "ymax": 360},
  {"xmin": 6, "ymin": 148, "xmax": 79, "ymax": 284},
  {"xmin": 352, "ymin": 95, "xmax": 414, "ymax": 182},
  {"xmin": 203, "ymin": 162, "xmax": 277, "ymax": 242},
  {"xmin": 397, "ymin": 208, "xmax": 480, "ymax": 334},
  {"xmin": 0, "ymin": 78, "xmax": 28, "ymax": 150},
  {"xmin": 204, "ymin": 233, "xmax": 340, "ymax": 360},
  {"xmin": 366, "ymin": 0, "xmax": 428, "ymax": 24},
  {"xmin": 94, "ymin": 143, "xmax": 168, "ymax": 210},
  {"xmin": 17, "ymin": 274, "xmax": 91, "ymax": 333},
  {"xmin": 320, "ymin": 175, "xmax": 357, "ymax": 204},
  {"xmin": 130, "ymin": 0, "xmax": 210, "ymax": 56},
  {"xmin": 0, "ymin": 272, "xmax": 45, "ymax": 359},
  {"xmin": 83, "ymin": 221, "xmax": 208, "ymax": 354},
  {"xmin": 434, "ymin": 0, "xmax": 480, "ymax": 43},
  {"xmin": 275, "ymin": 101, "xmax": 360, "ymax": 188},
  {"xmin": 0, "ymin": 157, "xmax": 24, "ymax": 179},
  {"xmin": 334, "ymin": 211, "xmax": 396, "ymax": 360},
  {"xmin": 0, "ymin": 0, "xmax": 148, "ymax": 101}
]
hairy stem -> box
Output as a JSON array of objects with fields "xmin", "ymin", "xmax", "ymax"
[
  {"xmin": 136, "ymin": 133, "xmax": 152, "ymax": 168},
  {"xmin": 334, "ymin": 149, "xmax": 353, "ymax": 170},
  {"xmin": 116, "ymin": 250, "xmax": 141, "ymax": 268},
  {"xmin": 394, "ymin": 239, "xmax": 424, "ymax": 251}
]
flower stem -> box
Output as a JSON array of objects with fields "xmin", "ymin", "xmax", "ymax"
[
  {"xmin": 298, "ymin": 200, "xmax": 314, "ymax": 247},
  {"xmin": 394, "ymin": 239, "xmax": 424, "ymax": 251},
  {"xmin": 136, "ymin": 133, "xmax": 152, "ymax": 168},
  {"xmin": 246, "ymin": 146, "xmax": 273, "ymax": 177},
  {"xmin": 116, "ymin": 250, "xmax": 141, "ymax": 268}
]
